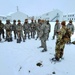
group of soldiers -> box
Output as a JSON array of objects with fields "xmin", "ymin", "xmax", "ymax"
[
  {"xmin": 0, "ymin": 19, "xmax": 38, "ymax": 42},
  {"xmin": 0, "ymin": 18, "xmax": 75, "ymax": 61},
  {"xmin": 0, "ymin": 19, "xmax": 50, "ymax": 44}
]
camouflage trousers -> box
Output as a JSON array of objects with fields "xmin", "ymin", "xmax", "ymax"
[
  {"xmin": 16, "ymin": 31, "xmax": 23, "ymax": 40},
  {"xmin": 5, "ymin": 30, "xmax": 12, "ymax": 41},
  {"xmin": 6, "ymin": 30, "xmax": 12, "ymax": 38},
  {"xmin": 55, "ymin": 40, "xmax": 65, "ymax": 59},
  {"xmin": 13, "ymin": 30, "xmax": 16, "ymax": 39},
  {"xmin": 31, "ymin": 30, "xmax": 36, "ymax": 38},
  {"xmin": 24, "ymin": 30, "xmax": 30, "ymax": 39},
  {"xmin": 41, "ymin": 38, "xmax": 47, "ymax": 50}
]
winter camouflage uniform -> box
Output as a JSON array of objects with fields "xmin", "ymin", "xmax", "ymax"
[
  {"xmin": 67, "ymin": 20, "xmax": 74, "ymax": 43},
  {"xmin": 12, "ymin": 20, "xmax": 16, "ymax": 39},
  {"xmin": 5, "ymin": 20, "xmax": 12, "ymax": 41},
  {"xmin": 16, "ymin": 20, "xmax": 23, "ymax": 41},
  {"xmin": 23, "ymin": 19, "xmax": 30, "ymax": 40},
  {"xmin": 30, "ymin": 20, "xmax": 36, "ymax": 38},
  {"xmin": 39, "ymin": 20, "xmax": 49, "ymax": 52},
  {"xmin": 53, "ymin": 20, "xmax": 61, "ymax": 39},
  {"xmin": 55, "ymin": 21, "xmax": 71, "ymax": 61},
  {"xmin": 0, "ymin": 20, "xmax": 5, "ymax": 40}
]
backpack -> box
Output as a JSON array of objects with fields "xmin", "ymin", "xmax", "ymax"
[{"xmin": 62, "ymin": 28, "xmax": 71, "ymax": 42}]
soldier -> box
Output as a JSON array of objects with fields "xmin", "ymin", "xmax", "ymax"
[
  {"xmin": 16, "ymin": 20, "xmax": 23, "ymax": 43},
  {"xmin": 38, "ymin": 20, "xmax": 49, "ymax": 52},
  {"xmin": 52, "ymin": 20, "xmax": 61, "ymax": 40},
  {"xmin": 23, "ymin": 19, "xmax": 30, "ymax": 41},
  {"xmin": 5, "ymin": 20, "xmax": 12, "ymax": 42},
  {"xmin": 53, "ymin": 21, "xmax": 71, "ymax": 61},
  {"xmin": 12, "ymin": 20, "xmax": 16, "ymax": 39},
  {"xmin": 30, "ymin": 19, "xmax": 36, "ymax": 38},
  {"xmin": 67, "ymin": 20, "xmax": 74, "ymax": 43},
  {"xmin": 0, "ymin": 20, "xmax": 5, "ymax": 41},
  {"xmin": 46, "ymin": 20, "xmax": 51, "ymax": 40}
]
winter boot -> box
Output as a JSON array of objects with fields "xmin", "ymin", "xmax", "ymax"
[
  {"xmin": 41, "ymin": 49, "xmax": 47, "ymax": 52},
  {"xmin": 55, "ymin": 56, "xmax": 59, "ymax": 61}
]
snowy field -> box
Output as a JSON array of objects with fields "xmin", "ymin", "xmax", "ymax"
[{"xmin": 0, "ymin": 22, "xmax": 75, "ymax": 75}]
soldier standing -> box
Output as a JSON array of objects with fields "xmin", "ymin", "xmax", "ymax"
[
  {"xmin": 12, "ymin": 20, "xmax": 16, "ymax": 39},
  {"xmin": 0, "ymin": 20, "xmax": 5, "ymax": 41},
  {"xmin": 38, "ymin": 20, "xmax": 49, "ymax": 52},
  {"xmin": 53, "ymin": 21, "xmax": 71, "ymax": 61},
  {"xmin": 23, "ymin": 19, "xmax": 30, "ymax": 41},
  {"xmin": 30, "ymin": 19, "xmax": 36, "ymax": 38},
  {"xmin": 67, "ymin": 20, "xmax": 74, "ymax": 43},
  {"xmin": 16, "ymin": 20, "xmax": 23, "ymax": 43},
  {"xmin": 52, "ymin": 20, "xmax": 61, "ymax": 40},
  {"xmin": 5, "ymin": 20, "xmax": 12, "ymax": 42}
]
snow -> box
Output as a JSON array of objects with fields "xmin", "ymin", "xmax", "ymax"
[{"xmin": 0, "ymin": 22, "xmax": 75, "ymax": 75}]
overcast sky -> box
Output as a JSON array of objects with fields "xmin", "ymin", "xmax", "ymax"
[{"xmin": 0, "ymin": 0, "xmax": 75, "ymax": 16}]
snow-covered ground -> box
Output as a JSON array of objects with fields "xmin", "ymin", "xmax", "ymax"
[{"xmin": 0, "ymin": 22, "xmax": 75, "ymax": 75}]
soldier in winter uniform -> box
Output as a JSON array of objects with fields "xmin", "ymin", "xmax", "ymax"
[
  {"xmin": 38, "ymin": 20, "xmax": 49, "ymax": 52},
  {"xmin": 16, "ymin": 20, "xmax": 23, "ymax": 43},
  {"xmin": 52, "ymin": 20, "xmax": 61, "ymax": 40},
  {"xmin": 54, "ymin": 21, "xmax": 71, "ymax": 61},
  {"xmin": 30, "ymin": 19, "xmax": 36, "ymax": 38},
  {"xmin": 12, "ymin": 20, "xmax": 16, "ymax": 39},
  {"xmin": 67, "ymin": 20, "xmax": 74, "ymax": 43},
  {"xmin": 5, "ymin": 20, "xmax": 12, "ymax": 42},
  {"xmin": 23, "ymin": 19, "xmax": 30, "ymax": 41},
  {"xmin": 0, "ymin": 20, "xmax": 5, "ymax": 41}
]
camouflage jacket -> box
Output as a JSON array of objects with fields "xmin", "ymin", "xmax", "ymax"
[
  {"xmin": 36, "ymin": 23, "xmax": 41, "ymax": 32},
  {"xmin": 5, "ymin": 23, "xmax": 12, "ymax": 30},
  {"xmin": 0, "ymin": 23, "xmax": 4, "ymax": 29},
  {"xmin": 30, "ymin": 22, "xmax": 36, "ymax": 30},
  {"xmin": 12, "ymin": 23, "xmax": 16, "ymax": 31},
  {"xmin": 54, "ymin": 23, "xmax": 61, "ymax": 33},
  {"xmin": 23, "ymin": 23, "xmax": 30, "ymax": 31},
  {"xmin": 39, "ymin": 22, "xmax": 49, "ymax": 40},
  {"xmin": 67, "ymin": 23, "xmax": 74, "ymax": 34},
  {"xmin": 57, "ymin": 26, "xmax": 71, "ymax": 43},
  {"xmin": 16, "ymin": 23, "xmax": 22, "ymax": 31}
]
